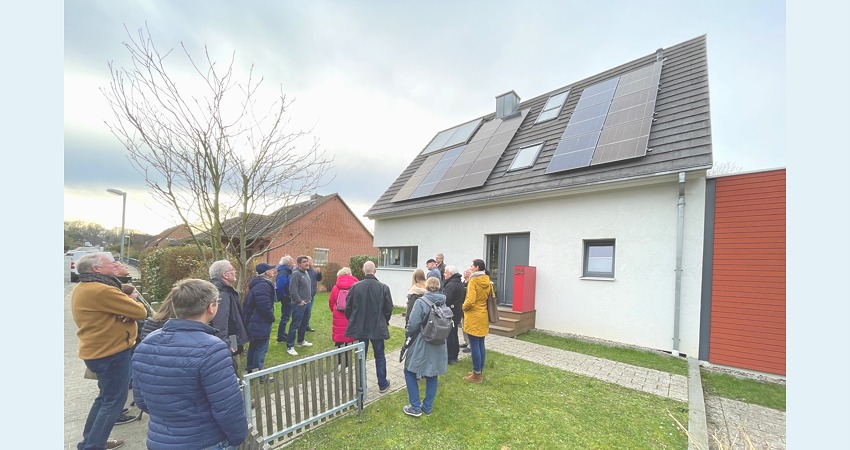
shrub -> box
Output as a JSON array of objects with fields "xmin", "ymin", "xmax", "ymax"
[
  {"xmin": 140, "ymin": 246, "xmax": 214, "ymax": 302},
  {"xmin": 349, "ymin": 255, "xmax": 379, "ymax": 280},
  {"xmin": 321, "ymin": 262, "xmax": 342, "ymax": 290}
]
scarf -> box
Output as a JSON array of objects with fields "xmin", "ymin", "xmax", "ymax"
[{"xmin": 79, "ymin": 272, "xmax": 122, "ymax": 290}]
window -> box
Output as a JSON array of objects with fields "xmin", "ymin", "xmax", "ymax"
[
  {"xmin": 379, "ymin": 246, "xmax": 418, "ymax": 268},
  {"xmin": 583, "ymin": 239, "xmax": 615, "ymax": 278},
  {"xmin": 534, "ymin": 90, "xmax": 570, "ymax": 124},
  {"xmin": 313, "ymin": 248, "xmax": 329, "ymax": 266},
  {"xmin": 508, "ymin": 143, "xmax": 543, "ymax": 171}
]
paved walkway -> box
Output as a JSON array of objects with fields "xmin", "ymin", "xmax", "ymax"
[{"xmin": 64, "ymin": 268, "xmax": 784, "ymax": 449}]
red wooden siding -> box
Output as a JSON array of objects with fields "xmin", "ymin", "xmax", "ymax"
[{"xmin": 709, "ymin": 169, "xmax": 786, "ymax": 375}]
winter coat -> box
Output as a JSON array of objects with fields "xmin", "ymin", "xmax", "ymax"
[
  {"xmin": 138, "ymin": 318, "xmax": 166, "ymax": 343},
  {"xmin": 308, "ymin": 268, "xmax": 323, "ymax": 297},
  {"xmin": 328, "ymin": 274, "xmax": 358, "ymax": 344},
  {"xmin": 462, "ymin": 272, "xmax": 491, "ymax": 337},
  {"xmin": 275, "ymin": 265, "xmax": 294, "ymax": 302},
  {"xmin": 344, "ymin": 275, "xmax": 394, "ymax": 341},
  {"xmin": 71, "ymin": 280, "xmax": 148, "ymax": 360},
  {"xmin": 210, "ymin": 278, "xmax": 250, "ymax": 349},
  {"xmin": 132, "ymin": 319, "xmax": 248, "ymax": 449},
  {"xmin": 289, "ymin": 268, "xmax": 312, "ymax": 304},
  {"xmin": 404, "ymin": 291, "xmax": 449, "ymax": 377},
  {"xmin": 242, "ymin": 276, "xmax": 276, "ymax": 340},
  {"xmin": 442, "ymin": 273, "xmax": 466, "ymax": 323}
]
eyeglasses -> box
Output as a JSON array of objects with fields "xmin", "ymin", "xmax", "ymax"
[{"xmin": 225, "ymin": 268, "xmax": 236, "ymax": 273}]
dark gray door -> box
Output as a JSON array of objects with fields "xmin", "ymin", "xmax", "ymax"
[{"xmin": 486, "ymin": 233, "xmax": 530, "ymax": 306}]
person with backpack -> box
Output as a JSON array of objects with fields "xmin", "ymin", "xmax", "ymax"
[
  {"xmin": 328, "ymin": 267, "xmax": 357, "ymax": 363},
  {"xmin": 401, "ymin": 277, "xmax": 450, "ymax": 417}
]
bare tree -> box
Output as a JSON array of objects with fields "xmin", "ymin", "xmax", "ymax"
[
  {"xmin": 707, "ymin": 161, "xmax": 743, "ymax": 176},
  {"xmin": 102, "ymin": 25, "xmax": 332, "ymax": 292}
]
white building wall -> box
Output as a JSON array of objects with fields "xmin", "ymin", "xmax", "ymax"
[{"xmin": 372, "ymin": 175, "xmax": 706, "ymax": 356}]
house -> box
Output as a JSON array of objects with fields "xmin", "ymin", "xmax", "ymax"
[
  {"xmin": 701, "ymin": 168, "xmax": 786, "ymax": 376},
  {"xmin": 366, "ymin": 36, "xmax": 712, "ymax": 358},
  {"xmin": 222, "ymin": 193, "xmax": 378, "ymax": 274},
  {"xmin": 144, "ymin": 224, "xmax": 193, "ymax": 250}
]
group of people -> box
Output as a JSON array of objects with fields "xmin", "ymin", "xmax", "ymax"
[
  {"xmin": 399, "ymin": 255, "xmax": 494, "ymax": 417},
  {"xmin": 71, "ymin": 250, "xmax": 492, "ymax": 449}
]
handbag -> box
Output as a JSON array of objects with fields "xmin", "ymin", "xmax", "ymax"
[{"xmin": 486, "ymin": 285, "xmax": 499, "ymax": 324}]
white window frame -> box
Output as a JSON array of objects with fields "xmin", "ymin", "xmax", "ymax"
[
  {"xmin": 508, "ymin": 142, "xmax": 544, "ymax": 171},
  {"xmin": 313, "ymin": 248, "xmax": 329, "ymax": 266},
  {"xmin": 534, "ymin": 89, "xmax": 570, "ymax": 125}
]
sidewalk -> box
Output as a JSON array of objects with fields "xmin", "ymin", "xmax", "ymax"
[{"xmin": 65, "ymin": 273, "xmax": 784, "ymax": 449}]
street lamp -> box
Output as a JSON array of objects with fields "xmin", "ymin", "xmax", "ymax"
[{"xmin": 107, "ymin": 188, "xmax": 127, "ymax": 263}]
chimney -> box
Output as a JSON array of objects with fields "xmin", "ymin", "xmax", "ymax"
[{"xmin": 495, "ymin": 90, "xmax": 520, "ymax": 119}]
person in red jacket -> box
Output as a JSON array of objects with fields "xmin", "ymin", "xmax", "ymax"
[{"xmin": 329, "ymin": 267, "xmax": 358, "ymax": 366}]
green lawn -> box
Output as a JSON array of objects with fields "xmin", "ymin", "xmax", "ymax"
[
  {"xmin": 285, "ymin": 352, "xmax": 688, "ymax": 449},
  {"xmin": 701, "ymin": 369, "xmax": 786, "ymax": 411},
  {"xmin": 517, "ymin": 330, "xmax": 689, "ymax": 376}
]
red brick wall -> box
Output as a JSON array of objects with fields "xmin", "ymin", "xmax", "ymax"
[
  {"xmin": 262, "ymin": 195, "xmax": 378, "ymax": 270},
  {"xmin": 709, "ymin": 169, "xmax": 785, "ymax": 375}
]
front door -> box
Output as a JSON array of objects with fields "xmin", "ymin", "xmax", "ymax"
[{"xmin": 486, "ymin": 233, "xmax": 530, "ymax": 307}]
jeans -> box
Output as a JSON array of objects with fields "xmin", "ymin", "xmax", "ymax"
[
  {"xmin": 404, "ymin": 368, "xmax": 437, "ymax": 413},
  {"xmin": 201, "ymin": 439, "xmax": 238, "ymax": 450},
  {"xmin": 469, "ymin": 334, "xmax": 486, "ymax": 373},
  {"xmin": 299, "ymin": 300, "xmax": 314, "ymax": 335},
  {"xmin": 77, "ymin": 348, "xmax": 132, "ymax": 450},
  {"xmin": 286, "ymin": 303, "xmax": 308, "ymax": 348},
  {"xmin": 362, "ymin": 339, "xmax": 389, "ymax": 390},
  {"xmin": 276, "ymin": 300, "xmax": 292, "ymax": 342},
  {"xmin": 246, "ymin": 338, "xmax": 270, "ymax": 372}
]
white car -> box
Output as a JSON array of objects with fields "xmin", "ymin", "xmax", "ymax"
[{"xmin": 69, "ymin": 251, "xmax": 114, "ymax": 282}]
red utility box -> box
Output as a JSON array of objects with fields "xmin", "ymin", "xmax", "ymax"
[{"xmin": 512, "ymin": 265, "xmax": 536, "ymax": 312}]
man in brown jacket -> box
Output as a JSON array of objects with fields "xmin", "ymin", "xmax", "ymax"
[{"xmin": 72, "ymin": 253, "xmax": 147, "ymax": 450}]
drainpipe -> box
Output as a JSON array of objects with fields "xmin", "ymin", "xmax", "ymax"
[{"xmin": 672, "ymin": 172, "xmax": 686, "ymax": 356}]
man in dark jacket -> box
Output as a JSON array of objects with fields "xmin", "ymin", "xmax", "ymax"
[
  {"xmin": 344, "ymin": 260, "xmax": 394, "ymax": 393},
  {"xmin": 442, "ymin": 265, "xmax": 465, "ymax": 364},
  {"xmin": 275, "ymin": 255, "xmax": 295, "ymax": 343},
  {"xmin": 242, "ymin": 263, "xmax": 277, "ymax": 374},
  {"xmin": 132, "ymin": 279, "xmax": 248, "ymax": 450},
  {"xmin": 209, "ymin": 260, "xmax": 250, "ymax": 377},
  {"xmin": 304, "ymin": 256, "xmax": 323, "ymax": 332},
  {"xmin": 286, "ymin": 256, "xmax": 314, "ymax": 356}
]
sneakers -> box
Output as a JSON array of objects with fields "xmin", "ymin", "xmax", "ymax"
[
  {"xmin": 448, "ymin": 359, "xmax": 459, "ymax": 365},
  {"xmin": 296, "ymin": 340, "xmax": 313, "ymax": 347},
  {"xmin": 403, "ymin": 405, "xmax": 422, "ymax": 417},
  {"xmin": 462, "ymin": 347, "xmax": 472, "ymax": 353},
  {"xmin": 286, "ymin": 347, "xmax": 298, "ymax": 356},
  {"xmin": 106, "ymin": 438, "xmax": 124, "ymax": 449},
  {"xmin": 379, "ymin": 380, "xmax": 391, "ymax": 393},
  {"xmin": 259, "ymin": 375, "xmax": 274, "ymax": 383},
  {"xmin": 115, "ymin": 413, "xmax": 137, "ymax": 425},
  {"xmin": 460, "ymin": 343, "xmax": 469, "ymax": 348},
  {"xmin": 306, "ymin": 327, "xmax": 315, "ymax": 332}
]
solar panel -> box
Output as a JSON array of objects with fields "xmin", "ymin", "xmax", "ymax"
[
  {"xmin": 393, "ymin": 109, "xmax": 529, "ymax": 202},
  {"xmin": 422, "ymin": 118, "xmax": 483, "ymax": 154},
  {"xmin": 545, "ymin": 61, "xmax": 662, "ymax": 174}
]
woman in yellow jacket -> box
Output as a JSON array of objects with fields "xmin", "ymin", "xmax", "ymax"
[{"xmin": 462, "ymin": 258, "xmax": 492, "ymax": 383}]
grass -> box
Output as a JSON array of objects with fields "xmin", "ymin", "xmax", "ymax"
[
  {"xmin": 285, "ymin": 352, "xmax": 688, "ymax": 449},
  {"xmin": 517, "ymin": 330, "xmax": 689, "ymax": 376},
  {"xmin": 243, "ymin": 293, "xmax": 406, "ymax": 369},
  {"xmin": 700, "ymin": 369, "xmax": 786, "ymax": 411}
]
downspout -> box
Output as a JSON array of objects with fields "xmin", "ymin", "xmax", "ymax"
[{"xmin": 672, "ymin": 172, "xmax": 686, "ymax": 356}]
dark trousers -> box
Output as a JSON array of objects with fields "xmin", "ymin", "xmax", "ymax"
[
  {"xmin": 276, "ymin": 300, "xmax": 292, "ymax": 342},
  {"xmin": 446, "ymin": 321, "xmax": 460, "ymax": 361}
]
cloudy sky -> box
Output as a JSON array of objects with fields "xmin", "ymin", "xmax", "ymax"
[{"xmin": 64, "ymin": 1, "xmax": 786, "ymax": 235}]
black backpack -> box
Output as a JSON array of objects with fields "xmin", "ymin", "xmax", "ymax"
[{"xmin": 419, "ymin": 296, "xmax": 454, "ymax": 345}]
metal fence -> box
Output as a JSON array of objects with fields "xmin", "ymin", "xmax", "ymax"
[{"xmin": 240, "ymin": 343, "xmax": 367, "ymax": 448}]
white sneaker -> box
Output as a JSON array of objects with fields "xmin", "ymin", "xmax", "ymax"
[
  {"xmin": 286, "ymin": 347, "xmax": 298, "ymax": 356},
  {"xmin": 297, "ymin": 340, "xmax": 313, "ymax": 347}
]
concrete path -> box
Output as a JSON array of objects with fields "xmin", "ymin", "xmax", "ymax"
[{"xmin": 64, "ymin": 268, "xmax": 784, "ymax": 449}]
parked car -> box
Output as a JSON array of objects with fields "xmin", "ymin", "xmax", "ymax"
[
  {"xmin": 65, "ymin": 246, "xmax": 102, "ymax": 257},
  {"xmin": 69, "ymin": 251, "xmax": 114, "ymax": 282}
]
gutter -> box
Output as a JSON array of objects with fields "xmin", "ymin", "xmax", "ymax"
[{"xmin": 673, "ymin": 172, "xmax": 686, "ymax": 355}]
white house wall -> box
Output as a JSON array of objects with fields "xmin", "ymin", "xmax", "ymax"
[{"xmin": 373, "ymin": 175, "xmax": 706, "ymax": 356}]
